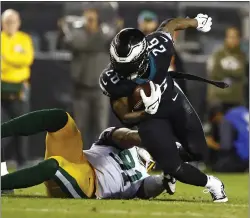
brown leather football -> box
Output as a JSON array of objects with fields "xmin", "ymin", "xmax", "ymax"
[{"xmin": 129, "ymin": 82, "xmax": 153, "ymax": 111}]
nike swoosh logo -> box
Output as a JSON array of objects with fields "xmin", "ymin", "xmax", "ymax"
[
  {"xmin": 151, "ymin": 105, "xmax": 157, "ymax": 110},
  {"xmin": 172, "ymin": 93, "xmax": 178, "ymax": 101}
]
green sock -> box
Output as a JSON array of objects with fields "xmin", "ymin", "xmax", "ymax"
[
  {"xmin": 1, "ymin": 159, "xmax": 59, "ymax": 190},
  {"xmin": 1, "ymin": 108, "xmax": 68, "ymax": 138}
]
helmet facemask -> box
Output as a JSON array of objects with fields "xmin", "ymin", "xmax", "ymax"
[{"xmin": 110, "ymin": 37, "xmax": 149, "ymax": 80}]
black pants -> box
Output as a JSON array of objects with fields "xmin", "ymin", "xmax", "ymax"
[
  {"xmin": 138, "ymin": 82, "xmax": 209, "ymax": 173},
  {"xmin": 1, "ymin": 98, "xmax": 28, "ymax": 166}
]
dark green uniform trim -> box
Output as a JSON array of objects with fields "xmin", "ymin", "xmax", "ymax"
[{"xmin": 53, "ymin": 167, "xmax": 89, "ymax": 199}]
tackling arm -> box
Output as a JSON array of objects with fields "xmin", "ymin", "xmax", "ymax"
[{"xmin": 111, "ymin": 128, "xmax": 141, "ymax": 149}]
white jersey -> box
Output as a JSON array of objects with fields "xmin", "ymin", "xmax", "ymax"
[{"xmin": 83, "ymin": 144, "xmax": 149, "ymax": 199}]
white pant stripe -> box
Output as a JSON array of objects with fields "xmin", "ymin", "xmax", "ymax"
[{"xmin": 55, "ymin": 170, "xmax": 81, "ymax": 199}]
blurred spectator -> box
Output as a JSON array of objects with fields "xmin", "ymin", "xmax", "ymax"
[
  {"xmin": 207, "ymin": 27, "xmax": 247, "ymax": 112},
  {"xmin": 245, "ymin": 62, "xmax": 249, "ymax": 108},
  {"xmin": 1, "ymin": 9, "xmax": 34, "ymax": 167},
  {"xmin": 212, "ymin": 106, "xmax": 249, "ymax": 172},
  {"xmin": 59, "ymin": 8, "xmax": 111, "ymax": 149},
  {"xmin": 206, "ymin": 27, "xmax": 247, "ymax": 146},
  {"xmin": 137, "ymin": 10, "xmax": 158, "ymax": 35}
]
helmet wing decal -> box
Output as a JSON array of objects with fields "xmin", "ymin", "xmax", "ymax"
[{"xmin": 110, "ymin": 38, "xmax": 147, "ymax": 63}]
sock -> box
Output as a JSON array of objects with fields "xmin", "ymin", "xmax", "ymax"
[
  {"xmin": 1, "ymin": 159, "xmax": 59, "ymax": 190},
  {"xmin": 1, "ymin": 109, "xmax": 68, "ymax": 138},
  {"xmin": 171, "ymin": 163, "xmax": 208, "ymax": 187},
  {"xmin": 1, "ymin": 162, "xmax": 9, "ymax": 176}
]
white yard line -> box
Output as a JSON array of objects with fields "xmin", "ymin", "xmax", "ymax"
[{"xmin": 1, "ymin": 207, "xmax": 247, "ymax": 218}]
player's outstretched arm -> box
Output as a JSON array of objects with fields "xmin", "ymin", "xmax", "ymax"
[
  {"xmin": 158, "ymin": 14, "xmax": 212, "ymax": 37},
  {"xmin": 1, "ymin": 109, "xmax": 68, "ymax": 138},
  {"xmin": 112, "ymin": 128, "xmax": 141, "ymax": 149}
]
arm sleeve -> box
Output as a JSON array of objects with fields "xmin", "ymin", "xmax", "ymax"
[{"xmin": 4, "ymin": 35, "xmax": 34, "ymax": 67}]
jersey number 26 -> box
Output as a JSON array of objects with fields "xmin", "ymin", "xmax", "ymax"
[{"xmin": 148, "ymin": 37, "xmax": 167, "ymax": 56}]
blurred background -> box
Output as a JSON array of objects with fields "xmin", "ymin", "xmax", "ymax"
[{"xmin": 1, "ymin": 1, "xmax": 249, "ymax": 173}]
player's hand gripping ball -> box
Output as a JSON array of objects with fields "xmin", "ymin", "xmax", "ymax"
[
  {"xmin": 129, "ymin": 81, "xmax": 161, "ymax": 115},
  {"xmin": 195, "ymin": 13, "xmax": 212, "ymax": 33}
]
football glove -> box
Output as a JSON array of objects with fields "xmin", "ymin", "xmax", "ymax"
[
  {"xmin": 195, "ymin": 14, "xmax": 212, "ymax": 33},
  {"xmin": 140, "ymin": 81, "xmax": 161, "ymax": 115}
]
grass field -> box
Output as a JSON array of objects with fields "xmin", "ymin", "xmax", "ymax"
[{"xmin": 2, "ymin": 173, "xmax": 248, "ymax": 218}]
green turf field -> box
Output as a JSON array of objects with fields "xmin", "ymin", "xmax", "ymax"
[{"xmin": 2, "ymin": 173, "xmax": 248, "ymax": 218}]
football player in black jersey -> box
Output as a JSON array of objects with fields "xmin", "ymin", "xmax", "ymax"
[{"xmin": 99, "ymin": 14, "xmax": 228, "ymax": 202}]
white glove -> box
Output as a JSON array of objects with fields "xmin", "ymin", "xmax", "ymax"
[
  {"xmin": 194, "ymin": 14, "xmax": 212, "ymax": 33},
  {"xmin": 140, "ymin": 81, "xmax": 161, "ymax": 115}
]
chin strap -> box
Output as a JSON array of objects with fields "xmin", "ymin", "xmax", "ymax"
[{"xmin": 169, "ymin": 71, "xmax": 229, "ymax": 89}]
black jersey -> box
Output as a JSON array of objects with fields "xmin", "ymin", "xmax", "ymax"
[
  {"xmin": 100, "ymin": 31, "xmax": 175, "ymax": 99},
  {"xmin": 99, "ymin": 31, "xmax": 176, "ymax": 125}
]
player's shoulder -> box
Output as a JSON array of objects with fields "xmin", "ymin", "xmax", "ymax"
[
  {"xmin": 100, "ymin": 64, "xmax": 116, "ymax": 81},
  {"xmin": 99, "ymin": 64, "xmax": 137, "ymax": 99},
  {"xmin": 99, "ymin": 64, "xmax": 117, "ymax": 97},
  {"xmin": 146, "ymin": 31, "xmax": 173, "ymax": 43}
]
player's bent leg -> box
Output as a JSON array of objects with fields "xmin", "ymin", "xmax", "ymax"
[
  {"xmin": 172, "ymin": 84, "xmax": 228, "ymax": 202},
  {"xmin": 138, "ymin": 119, "xmax": 182, "ymax": 174},
  {"xmin": 172, "ymin": 83, "xmax": 209, "ymax": 163},
  {"xmin": 45, "ymin": 156, "xmax": 95, "ymax": 199},
  {"xmin": 138, "ymin": 119, "xmax": 182, "ymax": 195},
  {"xmin": 138, "ymin": 118, "xmax": 228, "ymax": 202},
  {"xmin": 45, "ymin": 112, "xmax": 84, "ymax": 163},
  {"xmin": 1, "ymin": 158, "xmax": 59, "ymax": 191}
]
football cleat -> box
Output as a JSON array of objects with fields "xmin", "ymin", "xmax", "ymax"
[
  {"xmin": 163, "ymin": 174, "xmax": 176, "ymax": 195},
  {"xmin": 203, "ymin": 176, "xmax": 228, "ymax": 203}
]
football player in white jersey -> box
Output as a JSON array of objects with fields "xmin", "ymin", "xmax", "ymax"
[{"xmin": 1, "ymin": 109, "xmax": 168, "ymax": 199}]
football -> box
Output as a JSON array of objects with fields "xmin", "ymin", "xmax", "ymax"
[{"xmin": 129, "ymin": 82, "xmax": 154, "ymax": 111}]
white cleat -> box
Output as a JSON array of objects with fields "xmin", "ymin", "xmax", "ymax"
[
  {"xmin": 163, "ymin": 174, "xmax": 176, "ymax": 195},
  {"xmin": 204, "ymin": 176, "xmax": 228, "ymax": 203}
]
